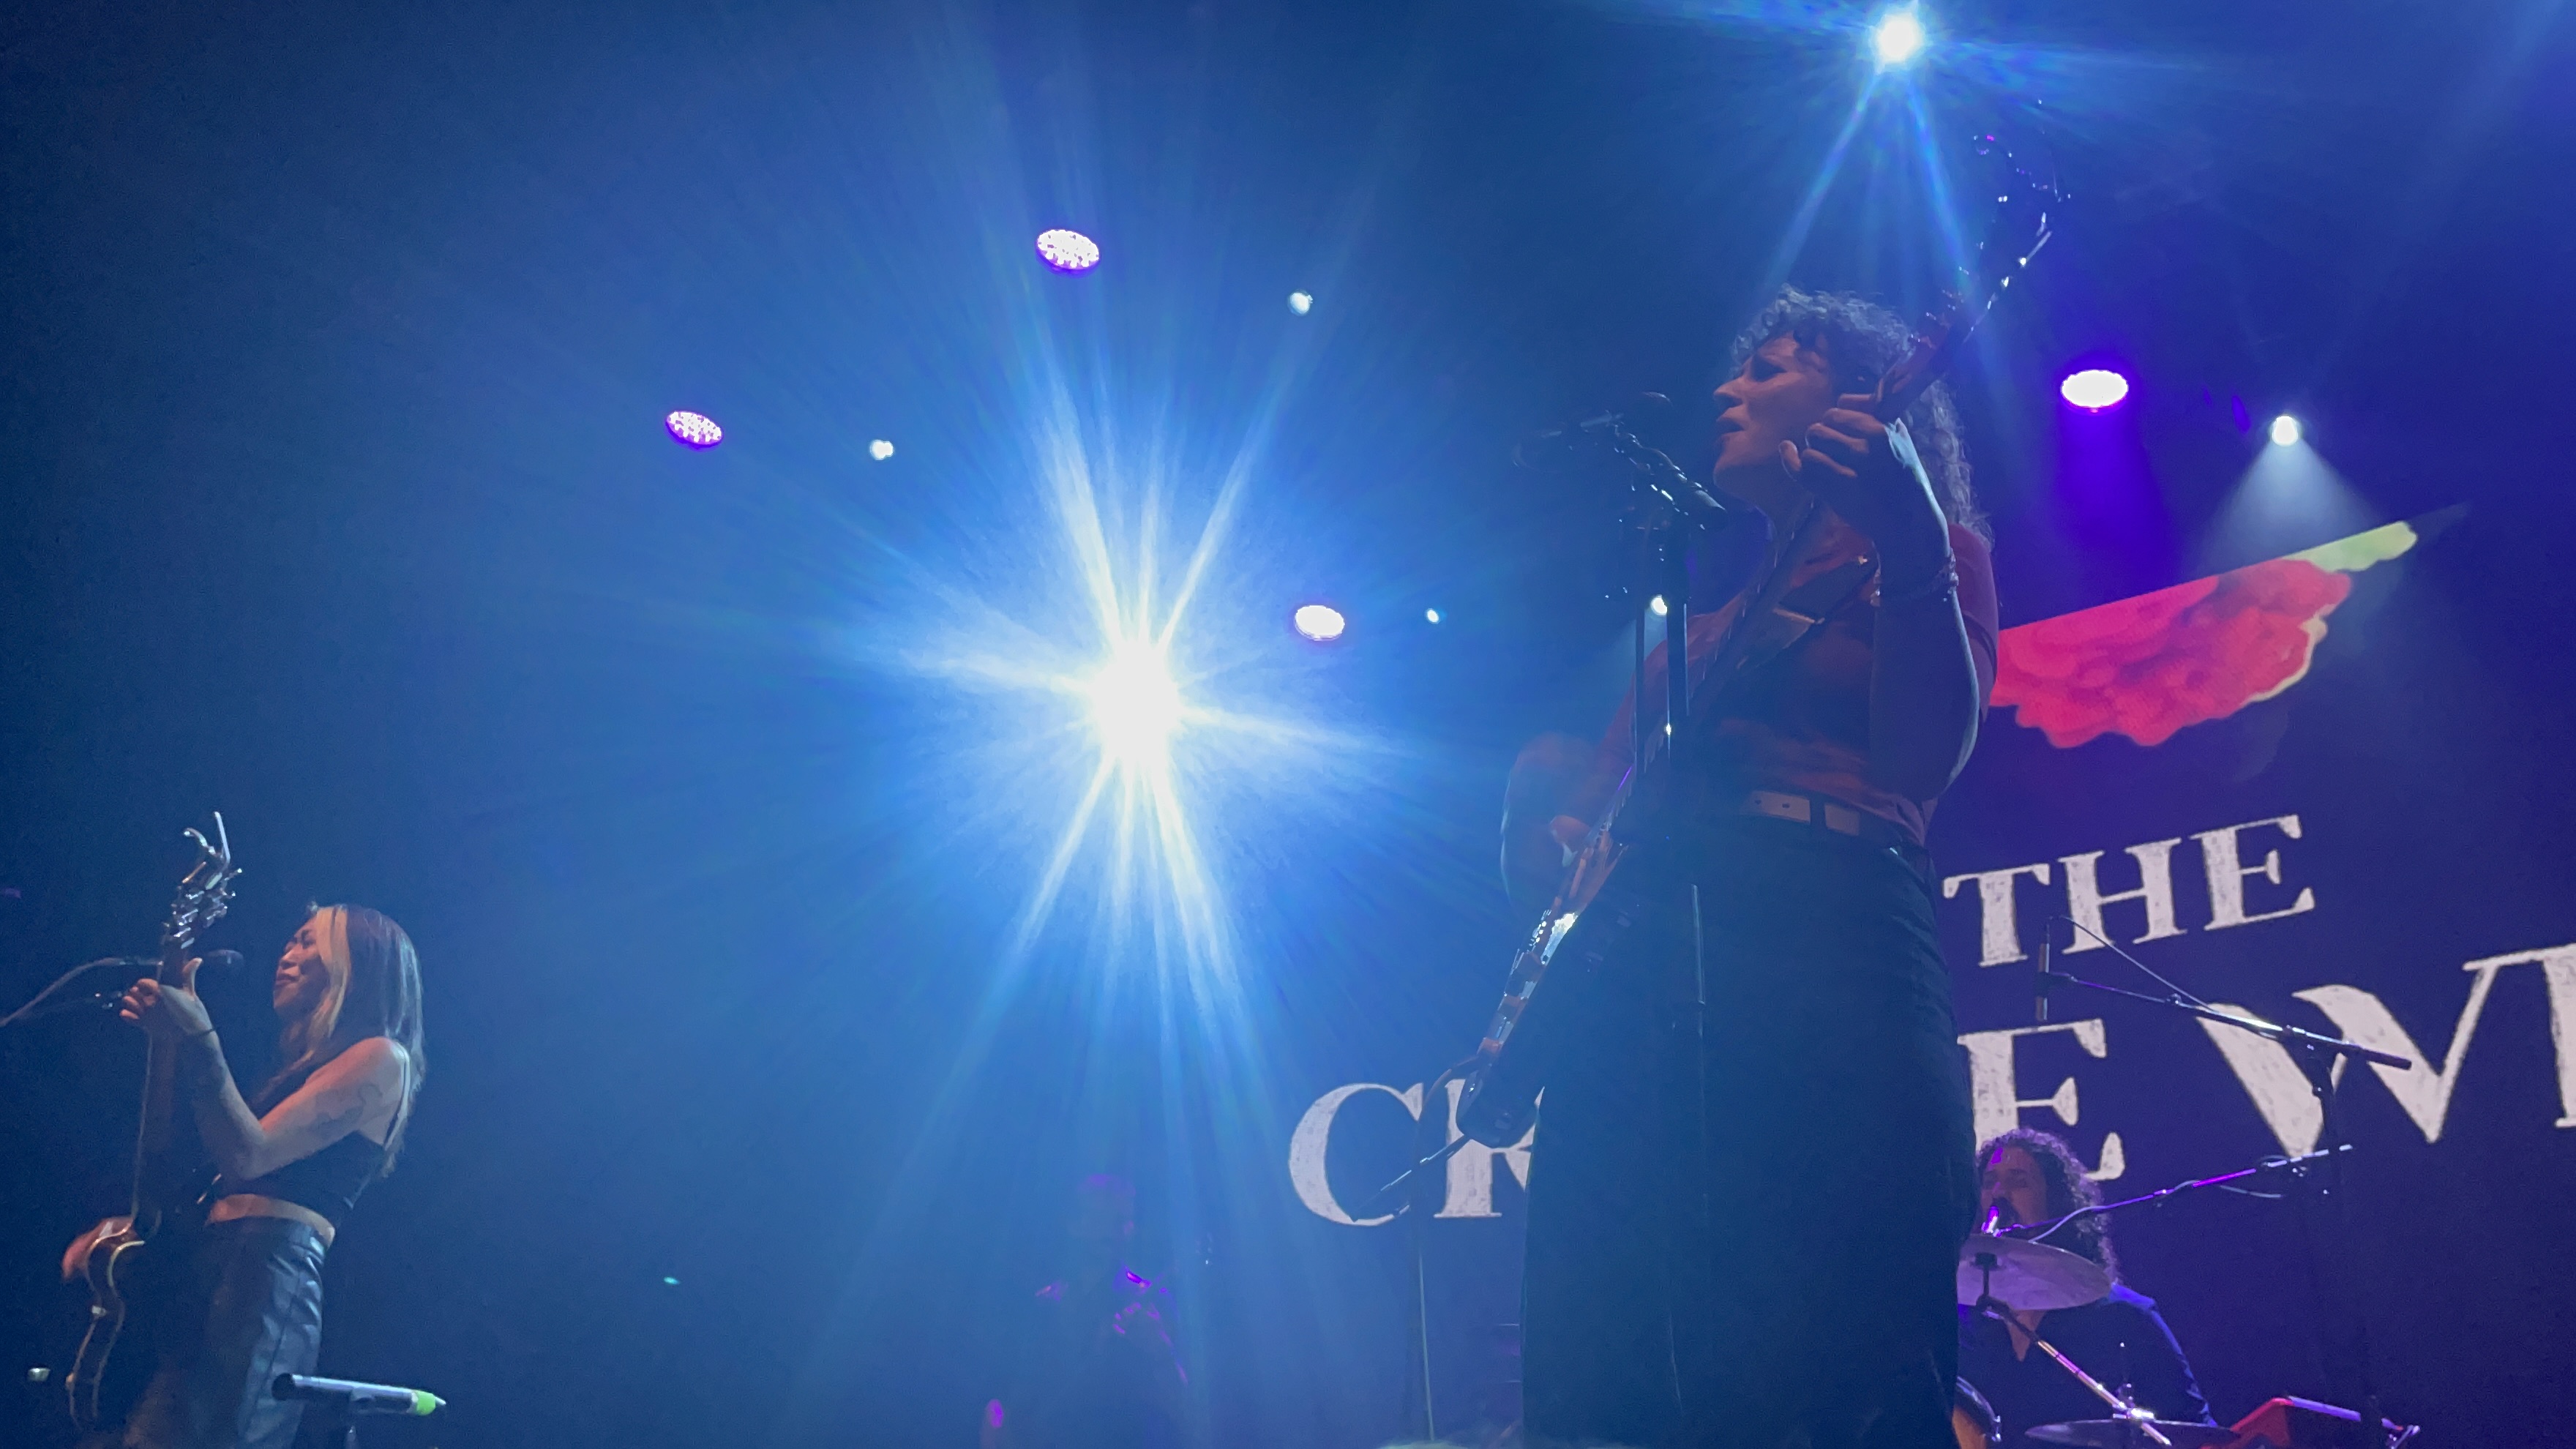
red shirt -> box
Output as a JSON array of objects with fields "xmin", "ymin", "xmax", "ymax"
[{"xmin": 1599, "ymin": 517, "xmax": 1998, "ymax": 846}]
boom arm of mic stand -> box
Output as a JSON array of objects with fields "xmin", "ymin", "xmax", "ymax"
[
  {"xmin": 2017, "ymin": 1145, "xmax": 2349, "ymax": 1246},
  {"xmin": 2031, "ymin": 968, "xmax": 2412, "ymax": 1071},
  {"xmin": 1600, "ymin": 425, "xmax": 1740, "ymax": 527}
]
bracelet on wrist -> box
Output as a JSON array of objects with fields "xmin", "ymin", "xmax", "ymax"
[{"xmin": 1877, "ymin": 555, "xmax": 1959, "ymax": 610}]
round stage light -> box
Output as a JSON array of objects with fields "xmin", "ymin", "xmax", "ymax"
[
  {"xmin": 869, "ymin": 439, "xmax": 895, "ymax": 460},
  {"xmin": 1085, "ymin": 643, "xmax": 1184, "ymax": 765},
  {"xmin": 1292, "ymin": 604, "xmax": 1347, "ymax": 643},
  {"xmin": 1423, "ymin": 607, "xmax": 1441, "ymax": 624},
  {"xmin": 1871, "ymin": 9, "xmax": 1927, "ymax": 66},
  {"xmin": 2270, "ymin": 414, "xmax": 2303, "ymax": 446},
  {"xmin": 1288, "ymin": 291, "xmax": 1314, "ymax": 315},
  {"xmin": 2059, "ymin": 369, "xmax": 2131, "ymax": 411},
  {"xmin": 665, "ymin": 410, "xmax": 723, "ymax": 449},
  {"xmin": 1035, "ymin": 228, "xmax": 1101, "ymax": 273},
  {"xmin": 1649, "ymin": 594, "xmax": 1669, "ymax": 616}
]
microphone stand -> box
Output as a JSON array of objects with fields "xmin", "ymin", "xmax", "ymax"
[
  {"xmin": 0, "ymin": 957, "xmax": 157, "ymax": 1031},
  {"xmin": 2034, "ymin": 919, "xmax": 2407, "ymax": 1449},
  {"xmin": 1355, "ymin": 1068, "xmax": 1474, "ymax": 1444}
]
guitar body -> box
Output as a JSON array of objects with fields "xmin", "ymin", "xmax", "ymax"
[
  {"xmin": 70, "ymin": 1226, "xmax": 171, "ymax": 1432},
  {"xmin": 65, "ymin": 815, "xmax": 236, "ymax": 1434}
]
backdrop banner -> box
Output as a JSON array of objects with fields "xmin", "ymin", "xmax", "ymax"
[{"xmin": 1273, "ymin": 509, "xmax": 2576, "ymax": 1448}]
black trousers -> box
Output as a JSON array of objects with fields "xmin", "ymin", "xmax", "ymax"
[
  {"xmin": 119, "ymin": 1217, "xmax": 328, "ymax": 1449},
  {"xmin": 1521, "ymin": 817, "xmax": 1977, "ymax": 1449}
]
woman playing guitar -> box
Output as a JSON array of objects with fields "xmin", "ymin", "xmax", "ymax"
[
  {"xmin": 62, "ymin": 905, "xmax": 425, "ymax": 1449},
  {"xmin": 1502, "ymin": 287, "xmax": 1997, "ymax": 1448}
]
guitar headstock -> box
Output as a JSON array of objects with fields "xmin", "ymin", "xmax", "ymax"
[
  {"xmin": 160, "ymin": 813, "xmax": 239, "ymax": 976},
  {"xmin": 1872, "ymin": 134, "xmax": 2063, "ymax": 425}
]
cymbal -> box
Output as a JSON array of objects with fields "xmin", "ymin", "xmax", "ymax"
[
  {"xmin": 2027, "ymin": 1419, "xmax": 2235, "ymax": 1448},
  {"xmin": 1955, "ymin": 1232, "xmax": 2113, "ymax": 1311}
]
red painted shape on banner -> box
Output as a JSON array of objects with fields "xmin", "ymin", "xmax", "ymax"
[{"xmin": 1993, "ymin": 556, "xmax": 2353, "ymax": 748}]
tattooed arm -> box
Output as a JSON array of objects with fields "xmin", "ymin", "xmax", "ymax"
[{"xmin": 177, "ymin": 1033, "xmax": 407, "ymax": 1181}]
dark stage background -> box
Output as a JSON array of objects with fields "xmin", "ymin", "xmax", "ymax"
[{"xmin": 4, "ymin": 2, "xmax": 2573, "ymax": 1447}]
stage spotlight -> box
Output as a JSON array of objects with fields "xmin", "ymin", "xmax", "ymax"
[
  {"xmin": 2270, "ymin": 414, "xmax": 2303, "ymax": 446},
  {"xmin": 869, "ymin": 439, "xmax": 895, "ymax": 460},
  {"xmin": 1649, "ymin": 594, "xmax": 1669, "ymax": 616},
  {"xmin": 1292, "ymin": 604, "xmax": 1347, "ymax": 643},
  {"xmin": 1085, "ymin": 642, "xmax": 1185, "ymax": 768},
  {"xmin": 1035, "ymin": 228, "xmax": 1101, "ymax": 273},
  {"xmin": 1423, "ymin": 608, "xmax": 1441, "ymax": 624},
  {"xmin": 1871, "ymin": 8, "xmax": 1927, "ymax": 66},
  {"xmin": 1288, "ymin": 291, "xmax": 1314, "ymax": 315},
  {"xmin": 665, "ymin": 411, "xmax": 723, "ymax": 449},
  {"xmin": 2060, "ymin": 369, "xmax": 2130, "ymax": 411}
]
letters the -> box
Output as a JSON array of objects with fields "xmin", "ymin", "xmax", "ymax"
[
  {"xmin": 1943, "ymin": 862, "xmax": 2053, "ymax": 966},
  {"xmin": 2195, "ymin": 815, "xmax": 2317, "ymax": 931},
  {"xmin": 2062, "ymin": 839, "xmax": 2186, "ymax": 953}
]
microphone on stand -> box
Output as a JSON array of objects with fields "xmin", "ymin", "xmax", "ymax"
[
  {"xmin": 1512, "ymin": 392, "xmax": 1677, "ymax": 471},
  {"xmin": 2034, "ymin": 921, "xmax": 2053, "ymax": 1025},
  {"xmin": 272, "ymin": 1374, "xmax": 443, "ymax": 1417},
  {"xmin": 1978, "ymin": 1202, "xmax": 2012, "ymax": 1236}
]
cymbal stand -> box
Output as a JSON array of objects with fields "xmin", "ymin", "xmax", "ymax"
[{"xmin": 1969, "ymin": 1285, "xmax": 2171, "ymax": 1449}]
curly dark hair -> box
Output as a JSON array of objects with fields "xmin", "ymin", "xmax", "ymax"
[
  {"xmin": 1729, "ymin": 285, "xmax": 1988, "ymax": 545},
  {"xmin": 1978, "ymin": 1128, "xmax": 2118, "ymax": 1281}
]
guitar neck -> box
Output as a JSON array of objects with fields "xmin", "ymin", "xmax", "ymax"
[{"xmin": 126, "ymin": 940, "xmax": 195, "ymax": 1228}]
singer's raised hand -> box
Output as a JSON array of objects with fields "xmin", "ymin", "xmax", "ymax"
[{"xmin": 120, "ymin": 957, "xmax": 212, "ymax": 1041}]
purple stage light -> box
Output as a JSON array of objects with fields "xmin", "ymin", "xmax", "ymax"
[
  {"xmin": 2059, "ymin": 369, "xmax": 2130, "ymax": 411},
  {"xmin": 665, "ymin": 410, "xmax": 723, "ymax": 449},
  {"xmin": 1035, "ymin": 228, "xmax": 1101, "ymax": 273}
]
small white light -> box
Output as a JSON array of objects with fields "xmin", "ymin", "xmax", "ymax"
[
  {"xmin": 868, "ymin": 439, "xmax": 895, "ymax": 460},
  {"xmin": 1872, "ymin": 9, "xmax": 1927, "ymax": 66},
  {"xmin": 2269, "ymin": 414, "xmax": 2302, "ymax": 447},
  {"xmin": 1292, "ymin": 604, "xmax": 1347, "ymax": 642},
  {"xmin": 1424, "ymin": 608, "xmax": 1441, "ymax": 624},
  {"xmin": 1649, "ymin": 595, "xmax": 1669, "ymax": 616},
  {"xmin": 1288, "ymin": 291, "xmax": 1314, "ymax": 315},
  {"xmin": 1034, "ymin": 228, "xmax": 1101, "ymax": 272},
  {"xmin": 665, "ymin": 410, "xmax": 723, "ymax": 449}
]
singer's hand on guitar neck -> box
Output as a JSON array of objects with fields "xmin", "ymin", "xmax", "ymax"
[
  {"xmin": 1502, "ymin": 733, "xmax": 1618, "ymax": 916},
  {"xmin": 1775, "ymin": 395, "xmax": 1952, "ymax": 585},
  {"xmin": 119, "ymin": 958, "xmax": 214, "ymax": 1042}
]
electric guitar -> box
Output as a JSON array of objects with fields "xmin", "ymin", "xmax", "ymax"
[
  {"xmin": 68, "ymin": 815, "xmax": 240, "ymax": 1432},
  {"xmin": 1454, "ymin": 149, "xmax": 2058, "ymax": 1147}
]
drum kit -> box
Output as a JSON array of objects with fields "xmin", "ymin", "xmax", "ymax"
[{"xmin": 1949, "ymin": 1229, "xmax": 2226, "ymax": 1449}]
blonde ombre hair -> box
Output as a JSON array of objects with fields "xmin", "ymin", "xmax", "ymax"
[{"xmin": 258, "ymin": 904, "xmax": 427, "ymax": 1174}]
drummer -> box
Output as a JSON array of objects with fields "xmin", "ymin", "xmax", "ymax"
[{"xmin": 1958, "ymin": 1129, "xmax": 2214, "ymax": 1446}]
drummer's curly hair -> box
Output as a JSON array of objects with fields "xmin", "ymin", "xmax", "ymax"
[
  {"xmin": 1979, "ymin": 1128, "xmax": 2119, "ymax": 1281},
  {"xmin": 1729, "ymin": 285, "xmax": 1989, "ymax": 546}
]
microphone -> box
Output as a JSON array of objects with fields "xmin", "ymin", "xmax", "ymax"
[
  {"xmin": 1979, "ymin": 1202, "xmax": 2011, "ymax": 1235},
  {"xmin": 2034, "ymin": 920, "xmax": 2053, "ymax": 1025},
  {"xmin": 1513, "ymin": 392, "xmax": 1677, "ymax": 471},
  {"xmin": 272, "ymin": 1374, "xmax": 443, "ymax": 1417}
]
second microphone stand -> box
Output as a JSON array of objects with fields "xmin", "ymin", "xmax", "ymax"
[{"xmin": 2036, "ymin": 921, "xmax": 2411, "ymax": 1449}]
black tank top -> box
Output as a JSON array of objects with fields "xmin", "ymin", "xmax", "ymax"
[
  {"xmin": 225, "ymin": 1131, "xmax": 386, "ymax": 1227},
  {"xmin": 216, "ymin": 1039, "xmax": 399, "ymax": 1228}
]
